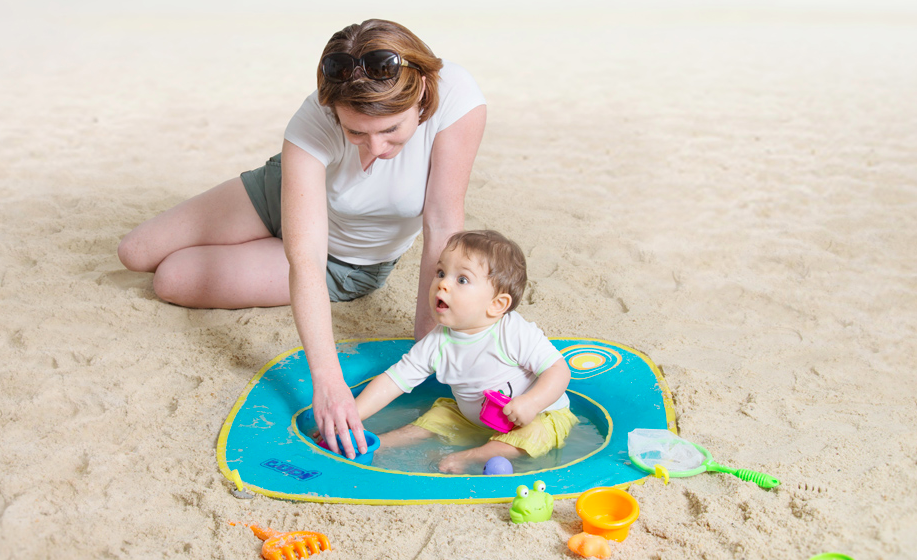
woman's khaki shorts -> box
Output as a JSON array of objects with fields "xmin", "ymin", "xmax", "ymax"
[
  {"xmin": 241, "ymin": 154, "xmax": 398, "ymax": 302},
  {"xmin": 412, "ymin": 397, "xmax": 579, "ymax": 458}
]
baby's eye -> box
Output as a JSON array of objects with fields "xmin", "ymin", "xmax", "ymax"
[
  {"xmin": 435, "ymin": 270, "xmax": 445, "ymax": 278},
  {"xmin": 457, "ymin": 276, "xmax": 469, "ymax": 285}
]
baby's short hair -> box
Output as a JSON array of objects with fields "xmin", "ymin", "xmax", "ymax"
[{"xmin": 445, "ymin": 230, "xmax": 527, "ymax": 312}]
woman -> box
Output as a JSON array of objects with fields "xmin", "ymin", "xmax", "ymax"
[{"xmin": 117, "ymin": 19, "xmax": 487, "ymax": 460}]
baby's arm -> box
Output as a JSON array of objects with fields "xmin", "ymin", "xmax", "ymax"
[
  {"xmin": 354, "ymin": 330, "xmax": 437, "ymax": 421},
  {"xmin": 354, "ymin": 373, "xmax": 405, "ymax": 420},
  {"xmin": 501, "ymin": 359, "xmax": 571, "ymax": 428}
]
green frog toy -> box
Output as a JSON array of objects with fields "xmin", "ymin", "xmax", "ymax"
[{"xmin": 509, "ymin": 480, "xmax": 554, "ymax": 523}]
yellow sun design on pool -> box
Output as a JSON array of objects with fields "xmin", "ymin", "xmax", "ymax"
[
  {"xmin": 562, "ymin": 345, "xmax": 622, "ymax": 380},
  {"xmin": 570, "ymin": 353, "xmax": 606, "ymax": 370}
]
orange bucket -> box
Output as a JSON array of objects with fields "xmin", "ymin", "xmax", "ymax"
[{"xmin": 575, "ymin": 487, "xmax": 640, "ymax": 541}]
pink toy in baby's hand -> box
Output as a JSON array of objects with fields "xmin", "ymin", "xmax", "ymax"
[{"xmin": 480, "ymin": 390, "xmax": 515, "ymax": 433}]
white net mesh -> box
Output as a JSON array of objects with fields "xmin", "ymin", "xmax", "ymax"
[{"xmin": 627, "ymin": 429, "xmax": 706, "ymax": 472}]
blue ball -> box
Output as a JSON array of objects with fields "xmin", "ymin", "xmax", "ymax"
[{"xmin": 483, "ymin": 456, "xmax": 514, "ymax": 475}]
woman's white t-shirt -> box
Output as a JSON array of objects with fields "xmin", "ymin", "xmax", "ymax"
[{"xmin": 283, "ymin": 61, "xmax": 486, "ymax": 265}]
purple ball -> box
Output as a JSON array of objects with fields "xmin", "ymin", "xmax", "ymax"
[{"xmin": 483, "ymin": 456, "xmax": 514, "ymax": 475}]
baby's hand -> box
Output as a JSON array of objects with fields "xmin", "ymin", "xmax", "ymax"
[{"xmin": 502, "ymin": 396, "xmax": 538, "ymax": 427}]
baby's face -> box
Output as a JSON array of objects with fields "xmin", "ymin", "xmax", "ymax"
[{"xmin": 429, "ymin": 247, "xmax": 501, "ymax": 334}]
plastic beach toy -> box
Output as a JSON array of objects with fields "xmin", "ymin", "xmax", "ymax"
[
  {"xmin": 483, "ymin": 456, "xmax": 514, "ymax": 475},
  {"xmin": 480, "ymin": 390, "xmax": 514, "ymax": 433},
  {"xmin": 510, "ymin": 480, "xmax": 554, "ymax": 523},
  {"xmin": 627, "ymin": 428, "xmax": 780, "ymax": 489},
  {"xmin": 233, "ymin": 523, "xmax": 331, "ymax": 559},
  {"xmin": 229, "ymin": 469, "xmax": 254, "ymax": 499},
  {"xmin": 575, "ymin": 487, "xmax": 640, "ymax": 541},
  {"xmin": 568, "ymin": 532, "xmax": 612, "ymax": 559},
  {"xmin": 317, "ymin": 429, "xmax": 380, "ymax": 465},
  {"xmin": 808, "ymin": 555, "xmax": 854, "ymax": 560}
]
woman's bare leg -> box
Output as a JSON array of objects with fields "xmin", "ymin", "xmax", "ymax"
[
  {"xmin": 118, "ymin": 177, "xmax": 270, "ymax": 271},
  {"xmin": 118, "ymin": 177, "xmax": 291, "ymax": 308},
  {"xmin": 152, "ymin": 237, "xmax": 290, "ymax": 308}
]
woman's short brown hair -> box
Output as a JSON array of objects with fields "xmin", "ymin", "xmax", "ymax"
[
  {"xmin": 317, "ymin": 19, "xmax": 443, "ymax": 125},
  {"xmin": 445, "ymin": 230, "xmax": 528, "ymax": 313}
]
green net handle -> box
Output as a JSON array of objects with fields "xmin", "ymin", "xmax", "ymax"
[
  {"xmin": 734, "ymin": 468, "xmax": 780, "ymax": 488},
  {"xmin": 707, "ymin": 462, "xmax": 781, "ymax": 489}
]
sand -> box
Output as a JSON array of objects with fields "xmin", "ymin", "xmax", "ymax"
[{"xmin": 2, "ymin": 2, "xmax": 916, "ymax": 559}]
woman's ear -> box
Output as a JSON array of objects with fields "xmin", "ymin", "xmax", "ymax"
[{"xmin": 487, "ymin": 293, "xmax": 512, "ymax": 318}]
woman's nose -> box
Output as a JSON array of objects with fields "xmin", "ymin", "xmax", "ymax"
[{"xmin": 367, "ymin": 135, "xmax": 386, "ymax": 156}]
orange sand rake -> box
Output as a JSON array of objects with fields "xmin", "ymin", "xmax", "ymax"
[{"xmin": 233, "ymin": 523, "xmax": 331, "ymax": 559}]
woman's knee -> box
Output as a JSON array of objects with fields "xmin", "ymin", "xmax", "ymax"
[
  {"xmin": 117, "ymin": 231, "xmax": 156, "ymax": 272},
  {"xmin": 151, "ymin": 256, "xmax": 196, "ymax": 306}
]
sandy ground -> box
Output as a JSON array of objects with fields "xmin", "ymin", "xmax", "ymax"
[{"xmin": 2, "ymin": 2, "xmax": 916, "ymax": 559}]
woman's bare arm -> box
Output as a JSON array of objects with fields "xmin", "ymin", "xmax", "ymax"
[
  {"xmin": 415, "ymin": 105, "xmax": 487, "ymax": 339},
  {"xmin": 281, "ymin": 139, "xmax": 367, "ymax": 459}
]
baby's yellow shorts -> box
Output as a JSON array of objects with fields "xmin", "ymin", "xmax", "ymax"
[{"xmin": 412, "ymin": 397, "xmax": 579, "ymax": 458}]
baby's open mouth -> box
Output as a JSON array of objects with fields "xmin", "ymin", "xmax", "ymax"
[{"xmin": 436, "ymin": 298, "xmax": 449, "ymax": 309}]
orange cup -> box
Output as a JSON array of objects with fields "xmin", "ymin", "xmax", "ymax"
[{"xmin": 575, "ymin": 487, "xmax": 640, "ymax": 542}]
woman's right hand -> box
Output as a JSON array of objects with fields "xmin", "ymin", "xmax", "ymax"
[{"xmin": 312, "ymin": 375, "xmax": 367, "ymax": 460}]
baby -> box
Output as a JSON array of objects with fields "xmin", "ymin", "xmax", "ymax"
[{"xmin": 354, "ymin": 229, "xmax": 577, "ymax": 473}]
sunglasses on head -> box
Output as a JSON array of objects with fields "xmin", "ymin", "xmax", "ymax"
[{"xmin": 321, "ymin": 50, "xmax": 420, "ymax": 83}]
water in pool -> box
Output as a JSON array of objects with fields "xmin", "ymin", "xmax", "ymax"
[{"xmin": 302, "ymin": 379, "xmax": 608, "ymax": 475}]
